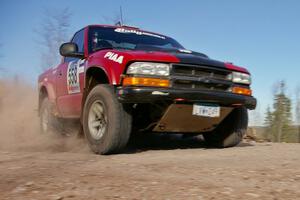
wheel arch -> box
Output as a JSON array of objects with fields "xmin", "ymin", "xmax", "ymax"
[
  {"xmin": 38, "ymin": 86, "xmax": 48, "ymax": 114},
  {"xmin": 81, "ymin": 66, "xmax": 111, "ymax": 121},
  {"xmin": 85, "ymin": 66, "xmax": 111, "ymax": 88}
]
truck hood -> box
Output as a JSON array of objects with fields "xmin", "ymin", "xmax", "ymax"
[
  {"xmin": 120, "ymin": 46, "xmax": 248, "ymax": 73},
  {"xmin": 123, "ymin": 46, "xmax": 226, "ymax": 69},
  {"xmin": 170, "ymin": 50, "xmax": 226, "ymax": 68}
]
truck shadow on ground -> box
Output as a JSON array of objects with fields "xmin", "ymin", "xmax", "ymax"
[{"xmin": 125, "ymin": 133, "xmax": 254, "ymax": 154}]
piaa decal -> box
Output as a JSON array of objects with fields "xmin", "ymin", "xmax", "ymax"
[{"xmin": 104, "ymin": 52, "xmax": 124, "ymax": 64}]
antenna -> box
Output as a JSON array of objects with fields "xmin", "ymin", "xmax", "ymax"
[
  {"xmin": 115, "ymin": 6, "xmax": 124, "ymax": 26},
  {"xmin": 120, "ymin": 6, "xmax": 124, "ymax": 26}
]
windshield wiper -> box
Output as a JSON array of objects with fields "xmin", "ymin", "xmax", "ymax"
[
  {"xmin": 93, "ymin": 46, "xmax": 133, "ymax": 52},
  {"xmin": 93, "ymin": 47, "xmax": 114, "ymax": 52}
]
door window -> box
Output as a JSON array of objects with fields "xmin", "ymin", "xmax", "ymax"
[{"xmin": 65, "ymin": 29, "xmax": 84, "ymax": 63}]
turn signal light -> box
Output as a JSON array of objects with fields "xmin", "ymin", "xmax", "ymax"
[
  {"xmin": 122, "ymin": 77, "xmax": 170, "ymax": 87},
  {"xmin": 232, "ymin": 87, "xmax": 252, "ymax": 96}
]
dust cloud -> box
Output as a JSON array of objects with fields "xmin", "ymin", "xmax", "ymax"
[{"xmin": 0, "ymin": 79, "xmax": 88, "ymax": 153}]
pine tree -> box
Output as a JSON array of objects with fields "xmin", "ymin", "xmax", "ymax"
[
  {"xmin": 267, "ymin": 81, "xmax": 292, "ymax": 142},
  {"xmin": 295, "ymin": 87, "xmax": 300, "ymax": 143},
  {"xmin": 264, "ymin": 106, "xmax": 273, "ymax": 141},
  {"xmin": 264, "ymin": 106, "xmax": 273, "ymax": 127}
]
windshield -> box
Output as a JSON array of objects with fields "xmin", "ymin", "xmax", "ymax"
[{"xmin": 88, "ymin": 26, "xmax": 184, "ymax": 53}]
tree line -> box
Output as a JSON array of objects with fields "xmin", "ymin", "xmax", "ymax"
[{"xmin": 264, "ymin": 81, "xmax": 300, "ymax": 143}]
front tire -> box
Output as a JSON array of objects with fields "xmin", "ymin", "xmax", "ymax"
[
  {"xmin": 203, "ymin": 106, "xmax": 248, "ymax": 148},
  {"xmin": 82, "ymin": 85, "xmax": 132, "ymax": 155}
]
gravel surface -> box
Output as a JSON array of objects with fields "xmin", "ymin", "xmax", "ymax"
[{"xmin": 0, "ymin": 141, "xmax": 299, "ymax": 200}]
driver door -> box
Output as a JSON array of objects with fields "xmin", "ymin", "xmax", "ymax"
[{"xmin": 56, "ymin": 29, "xmax": 85, "ymax": 118}]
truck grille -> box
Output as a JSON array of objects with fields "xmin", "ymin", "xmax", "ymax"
[{"xmin": 171, "ymin": 64, "xmax": 232, "ymax": 91}]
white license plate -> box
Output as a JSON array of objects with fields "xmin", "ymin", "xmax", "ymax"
[{"xmin": 192, "ymin": 104, "xmax": 220, "ymax": 118}]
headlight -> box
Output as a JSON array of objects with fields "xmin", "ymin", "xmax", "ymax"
[
  {"xmin": 126, "ymin": 62, "xmax": 170, "ymax": 76},
  {"xmin": 228, "ymin": 72, "xmax": 251, "ymax": 85}
]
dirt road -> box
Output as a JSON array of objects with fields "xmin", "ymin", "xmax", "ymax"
[
  {"xmin": 0, "ymin": 141, "xmax": 299, "ymax": 200},
  {"xmin": 0, "ymin": 82, "xmax": 299, "ymax": 200}
]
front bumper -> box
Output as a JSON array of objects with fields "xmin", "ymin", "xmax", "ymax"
[{"xmin": 117, "ymin": 87, "xmax": 257, "ymax": 110}]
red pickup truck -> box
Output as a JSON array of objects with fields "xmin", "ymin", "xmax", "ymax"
[{"xmin": 38, "ymin": 25, "xmax": 256, "ymax": 154}]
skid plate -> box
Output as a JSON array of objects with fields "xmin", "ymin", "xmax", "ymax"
[{"xmin": 153, "ymin": 104, "xmax": 233, "ymax": 133}]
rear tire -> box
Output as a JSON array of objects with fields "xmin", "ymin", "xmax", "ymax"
[
  {"xmin": 82, "ymin": 85, "xmax": 132, "ymax": 155},
  {"xmin": 39, "ymin": 98, "xmax": 63, "ymax": 134},
  {"xmin": 203, "ymin": 106, "xmax": 248, "ymax": 148}
]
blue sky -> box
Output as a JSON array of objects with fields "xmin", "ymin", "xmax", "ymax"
[{"xmin": 1, "ymin": 0, "xmax": 300, "ymax": 125}]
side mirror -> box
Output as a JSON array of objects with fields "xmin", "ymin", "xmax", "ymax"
[{"xmin": 59, "ymin": 42, "xmax": 84, "ymax": 58}]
